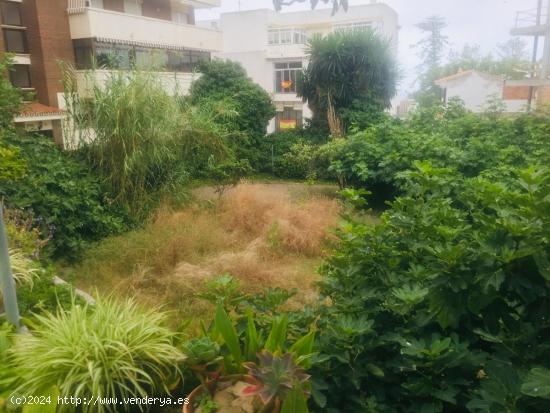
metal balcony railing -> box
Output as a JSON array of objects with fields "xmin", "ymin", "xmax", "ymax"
[
  {"xmin": 515, "ymin": 7, "xmax": 549, "ymax": 29},
  {"xmin": 67, "ymin": 0, "xmax": 89, "ymax": 14}
]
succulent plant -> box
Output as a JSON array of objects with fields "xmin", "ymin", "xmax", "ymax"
[
  {"xmin": 182, "ymin": 337, "xmax": 221, "ymax": 366},
  {"xmin": 242, "ymin": 351, "xmax": 310, "ymax": 407}
]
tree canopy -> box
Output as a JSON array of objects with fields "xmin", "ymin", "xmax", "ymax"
[
  {"xmin": 298, "ymin": 30, "xmax": 397, "ymax": 136},
  {"xmin": 189, "ymin": 59, "xmax": 275, "ymax": 168}
]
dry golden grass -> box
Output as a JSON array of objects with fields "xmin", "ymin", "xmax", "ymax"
[{"xmin": 68, "ymin": 182, "xmax": 342, "ymax": 323}]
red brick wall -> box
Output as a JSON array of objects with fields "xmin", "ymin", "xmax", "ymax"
[
  {"xmin": 502, "ymin": 85, "xmax": 530, "ymax": 100},
  {"xmin": 104, "ymin": 0, "xmax": 124, "ymax": 12},
  {"xmin": 142, "ymin": 0, "xmax": 171, "ymax": 21},
  {"xmin": 21, "ymin": 0, "xmax": 75, "ymax": 107}
]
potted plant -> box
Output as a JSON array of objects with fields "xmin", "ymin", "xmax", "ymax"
[
  {"xmin": 183, "ymin": 304, "xmax": 315, "ymax": 413},
  {"xmin": 184, "ymin": 351, "xmax": 310, "ymax": 413}
]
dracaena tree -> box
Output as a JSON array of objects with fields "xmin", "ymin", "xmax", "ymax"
[
  {"xmin": 273, "ymin": 0, "xmax": 348, "ymax": 15},
  {"xmin": 298, "ymin": 30, "xmax": 397, "ymax": 137}
]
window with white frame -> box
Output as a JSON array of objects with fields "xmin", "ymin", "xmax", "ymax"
[
  {"xmin": 268, "ymin": 28, "xmax": 307, "ymax": 45},
  {"xmin": 274, "ymin": 62, "xmax": 302, "ymax": 93}
]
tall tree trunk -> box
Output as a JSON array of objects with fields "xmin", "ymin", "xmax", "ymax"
[{"xmin": 327, "ymin": 92, "xmax": 344, "ymax": 138}]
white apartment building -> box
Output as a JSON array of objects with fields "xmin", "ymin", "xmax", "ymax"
[
  {"xmin": 201, "ymin": 1, "xmax": 398, "ymax": 132},
  {"xmin": 67, "ymin": 0, "xmax": 223, "ymax": 99}
]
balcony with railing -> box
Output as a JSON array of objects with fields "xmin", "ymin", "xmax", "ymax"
[
  {"xmin": 66, "ymin": 0, "xmax": 222, "ymax": 52},
  {"xmin": 512, "ymin": 6, "xmax": 550, "ymax": 36}
]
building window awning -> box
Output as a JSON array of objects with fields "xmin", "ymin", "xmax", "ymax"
[
  {"xmin": 14, "ymin": 102, "xmax": 65, "ymax": 122},
  {"xmin": 94, "ymin": 37, "xmax": 210, "ymax": 53}
]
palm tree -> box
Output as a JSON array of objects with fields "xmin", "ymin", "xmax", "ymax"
[
  {"xmin": 298, "ymin": 30, "xmax": 398, "ymax": 136},
  {"xmin": 273, "ymin": 0, "xmax": 348, "ymax": 15}
]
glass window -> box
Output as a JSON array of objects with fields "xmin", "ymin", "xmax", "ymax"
[
  {"xmin": 276, "ymin": 107, "xmax": 302, "ymax": 131},
  {"xmin": 280, "ymin": 30, "xmax": 291, "ymax": 44},
  {"xmin": 3, "ymin": 29, "xmax": 27, "ymax": 53},
  {"xmin": 9, "ymin": 64, "xmax": 31, "ymax": 88},
  {"xmin": 172, "ymin": 11, "xmax": 190, "ymax": 24},
  {"xmin": 89, "ymin": 0, "xmax": 104, "ymax": 8},
  {"xmin": 124, "ymin": 0, "xmax": 142, "ymax": 16},
  {"xmin": 1, "ymin": 2, "xmax": 22, "ymax": 26},
  {"xmin": 274, "ymin": 61, "xmax": 302, "ymax": 93},
  {"xmin": 268, "ymin": 30, "xmax": 279, "ymax": 45},
  {"xmin": 268, "ymin": 29, "xmax": 307, "ymax": 45}
]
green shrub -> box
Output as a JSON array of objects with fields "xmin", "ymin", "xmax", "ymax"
[
  {"xmin": 311, "ymin": 163, "xmax": 550, "ymax": 412},
  {"xmin": 13, "ymin": 298, "xmax": 184, "ymax": 413},
  {"xmin": 16, "ymin": 270, "xmax": 75, "ymax": 317},
  {"xmin": 277, "ymin": 140, "xmax": 318, "ymax": 180},
  {"xmin": 0, "ymin": 133, "xmax": 126, "ymax": 259},
  {"xmin": 190, "ymin": 60, "xmax": 276, "ymax": 169}
]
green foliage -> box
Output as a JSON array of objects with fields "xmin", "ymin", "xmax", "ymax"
[
  {"xmin": 190, "ymin": 60, "xmax": 276, "ymax": 169},
  {"xmin": 0, "ymin": 55, "xmax": 22, "ymax": 130},
  {"xmin": 0, "ymin": 133, "xmax": 126, "ymax": 259},
  {"xmin": 243, "ymin": 351, "xmax": 310, "ymax": 411},
  {"xmin": 412, "ymin": 15, "xmax": 449, "ymax": 106},
  {"xmin": 16, "ymin": 271, "xmax": 76, "ymax": 317},
  {"xmin": 278, "ymin": 140, "xmax": 319, "ymax": 180},
  {"xmin": 0, "ymin": 144, "xmax": 26, "ymax": 181},
  {"xmin": 12, "ymin": 298, "xmax": 184, "ymax": 413},
  {"xmin": 207, "ymin": 157, "xmax": 252, "ymax": 197},
  {"xmin": 319, "ymin": 101, "xmax": 550, "ymax": 203},
  {"xmin": 299, "ymin": 30, "xmax": 397, "ymax": 135},
  {"xmin": 441, "ymin": 40, "xmax": 531, "ymax": 80},
  {"xmin": 0, "ymin": 323, "xmax": 22, "ymax": 412},
  {"xmin": 64, "ymin": 69, "xmax": 190, "ymax": 215},
  {"xmin": 308, "ymin": 107, "xmax": 550, "ymax": 411},
  {"xmin": 258, "ymin": 129, "xmax": 328, "ymax": 177}
]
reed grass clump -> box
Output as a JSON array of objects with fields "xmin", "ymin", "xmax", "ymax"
[{"xmin": 12, "ymin": 298, "xmax": 184, "ymax": 413}]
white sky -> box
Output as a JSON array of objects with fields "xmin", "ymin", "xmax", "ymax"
[{"xmin": 196, "ymin": 0, "xmax": 540, "ymax": 98}]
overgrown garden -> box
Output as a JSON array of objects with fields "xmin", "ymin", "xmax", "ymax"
[{"xmin": 1, "ymin": 20, "xmax": 550, "ymax": 413}]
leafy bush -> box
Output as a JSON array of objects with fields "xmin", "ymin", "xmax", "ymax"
[
  {"xmin": 16, "ymin": 270, "xmax": 76, "ymax": 317},
  {"xmin": 13, "ymin": 298, "xmax": 184, "ymax": 413},
  {"xmin": 312, "ymin": 164, "xmax": 550, "ymax": 412},
  {"xmin": 0, "ymin": 55, "xmax": 22, "ymax": 130},
  {"xmin": 320, "ymin": 102, "xmax": 550, "ymax": 203},
  {"xmin": 190, "ymin": 60, "xmax": 276, "ymax": 169},
  {"xmin": 277, "ymin": 141, "xmax": 318, "ymax": 180},
  {"xmin": 0, "ymin": 133, "xmax": 126, "ymax": 259}
]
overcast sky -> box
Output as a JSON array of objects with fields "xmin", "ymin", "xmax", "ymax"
[{"xmin": 196, "ymin": 0, "xmax": 539, "ymax": 98}]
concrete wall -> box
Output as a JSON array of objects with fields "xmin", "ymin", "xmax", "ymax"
[
  {"xmin": 442, "ymin": 73, "xmax": 529, "ymax": 113},
  {"xmin": 443, "ymin": 73, "xmax": 503, "ymax": 112}
]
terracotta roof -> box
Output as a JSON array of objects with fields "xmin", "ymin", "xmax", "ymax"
[
  {"xmin": 19, "ymin": 102, "xmax": 65, "ymax": 118},
  {"xmin": 435, "ymin": 70, "xmax": 504, "ymax": 86}
]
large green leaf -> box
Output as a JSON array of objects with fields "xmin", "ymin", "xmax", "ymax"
[
  {"xmin": 265, "ymin": 315, "xmax": 288, "ymax": 353},
  {"xmin": 214, "ymin": 304, "xmax": 242, "ymax": 368},
  {"xmin": 521, "ymin": 367, "xmax": 550, "ymax": 399},
  {"xmin": 281, "ymin": 385, "xmax": 309, "ymax": 413}
]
